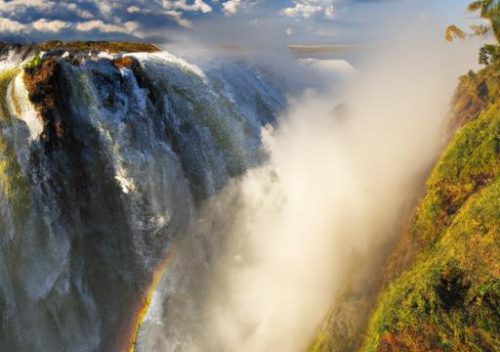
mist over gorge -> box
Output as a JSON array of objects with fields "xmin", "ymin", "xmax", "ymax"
[
  {"xmin": 0, "ymin": 29, "xmax": 480, "ymax": 352},
  {"xmin": 0, "ymin": 0, "xmax": 497, "ymax": 349},
  {"xmin": 133, "ymin": 34, "xmax": 480, "ymax": 352}
]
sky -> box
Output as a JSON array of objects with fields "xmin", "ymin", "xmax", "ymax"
[{"xmin": 0, "ymin": 0, "xmax": 477, "ymax": 45}]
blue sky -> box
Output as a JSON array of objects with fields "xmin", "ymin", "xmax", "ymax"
[{"xmin": 0, "ymin": 0, "xmax": 476, "ymax": 44}]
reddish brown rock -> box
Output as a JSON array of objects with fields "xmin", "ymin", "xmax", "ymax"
[{"xmin": 112, "ymin": 56, "xmax": 138, "ymax": 70}]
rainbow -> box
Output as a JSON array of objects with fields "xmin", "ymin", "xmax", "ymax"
[{"xmin": 123, "ymin": 243, "xmax": 179, "ymax": 352}]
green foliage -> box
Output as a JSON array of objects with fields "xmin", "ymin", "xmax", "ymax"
[
  {"xmin": 356, "ymin": 37, "xmax": 500, "ymax": 351},
  {"xmin": 467, "ymin": 0, "xmax": 500, "ymax": 40},
  {"xmin": 308, "ymin": 9, "xmax": 499, "ymax": 352},
  {"xmin": 308, "ymin": 332, "xmax": 328, "ymax": 352},
  {"xmin": 446, "ymin": 0, "xmax": 500, "ymax": 66},
  {"xmin": 431, "ymin": 105, "xmax": 498, "ymax": 187},
  {"xmin": 445, "ymin": 25, "xmax": 466, "ymax": 42},
  {"xmin": 361, "ymin": 178, "xmax": 499, "ymax": 352},
  {"xmin": 24, "ymin": 53, "xmax": 42, "ymax": 71},
  {"xmin": 360, "ymin": 100, "xmax": 499, "ymax": 352},
  {"xmin": 479, "ymin": 44, "xmax": 500, "ymax": 65},
  {"xmin": 403, "ymin": 101, "xmax": 498, "ymax": 270}
]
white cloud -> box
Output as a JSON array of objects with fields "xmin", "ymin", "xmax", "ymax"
[
  {"xmin": 282, "ymin": 0, "xmax": 335, "ymax": 19},
  {"xmin": 222, "ymin": 0, "xmax": 242, "ymax": 16},
  {"xmin": 0, "ymin": 0, "xmax": 215, "ymax": 39},
  {"xmin": 0, "ymin": 18, "xmax": 26, "ymax": 33},
  {"xmin": 0, "ymin": 1, "xmax": 92, "ymax": 23},
  {"xmin": 126, "ymin": 1, "xmax": 212, "ymax": 26},
  {"xmin": 0, "ymin": 0, "xmax": 343, "ymax": 41},
  {"xmin": 324, "ymin": 5, "xmax": 334, "ymax": 19},
  {"xmin": 0, "ymin": 8, "xmax": 145, "ymax": 36},
  {"xmin": 283, "ymin": 4, "xmax": 322, "ymax": 18},
  {"xmin": 97, "ymin": 2, "xmax": 114, "ymax": 17},
  {"xmin": 127, "ymin": 5, "xmax": 141, "ymax": 14},
  {"xmin": 0, "ymin": 0, "xmax": 55, "ymax": 13},
  {"xmin": 66, "ymin": 3, "xmax": 93, "ymax": 19},
  {"xmin": 161, "ymin": 0, "xmax": 212, "ymax": 14},
  {"xmin": 32, "ymin": 19, "xmax": 70, "ymax": 33},
  {"xmin": 165, "ymin": 10, "xmax": 193, "ymax": 28},
  {"xmin": 76, "ymin": 20, "xmax": 139, "ymax": 34}
]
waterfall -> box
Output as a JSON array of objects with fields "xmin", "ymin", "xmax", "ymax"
[{"xmin": 0, "ymin": 47, "xmax": 285, "ymax": 352}]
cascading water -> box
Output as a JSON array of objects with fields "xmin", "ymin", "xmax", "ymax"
[
  {"xmin": 0, "ymin": 45, "xmax": 285, "ymax": 352},
  {"xmin": 0, "ymin": 36, "xmax": 465, "ymax": 352}
]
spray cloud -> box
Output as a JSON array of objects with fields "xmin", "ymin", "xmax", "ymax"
[{"xmin": 136, "ymin": 21, "xmax": 481, "ymax": 352}]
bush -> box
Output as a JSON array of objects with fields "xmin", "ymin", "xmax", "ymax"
[{"xmin": 25, "ymin": 53, "xmax": 43, "ymax": 71}]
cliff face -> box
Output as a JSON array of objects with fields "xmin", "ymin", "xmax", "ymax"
[
  {"xmin": 0, "ymin": 42, "xmax": 285, "ymax": 352},
  {"xmin": 308, "ymin": 65, "xmax": 499, "ymax": 352}
]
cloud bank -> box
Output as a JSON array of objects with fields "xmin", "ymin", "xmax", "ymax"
[
  {"xmin": 282, "ymin": 0, "xmax": 335, "ymax": 19},
  {"xmin": 0, "ymin": 0, "xmax": 472, "ymax": 45}
]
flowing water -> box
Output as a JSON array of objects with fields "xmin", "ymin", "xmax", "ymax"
[
  {"xmin": 0, "ymin": 47, "xmax": 285, "ymax": 352},
  {"xmin": 0, "ymin": 39, "xmax": 472, "ymax": 352}
]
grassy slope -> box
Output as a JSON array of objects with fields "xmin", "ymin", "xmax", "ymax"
[
  {"xmin": 307, "ymin": 65, "xmax": 499, "ymax": 352},
  {"xmin": 362, "ymin": 178, "xmax": 499, "ymax": 351},
  {"xmin": 359, "ymin": 69, "xmax": 499, "ymax": 351}
]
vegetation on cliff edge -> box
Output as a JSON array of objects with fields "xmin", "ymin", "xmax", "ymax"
[
  {"xmin": 307, "ymin": 1, "xmax": 499, "ymax": 348},
  {"xmin": 38, "ymin": 40, "xmax": 160, "ymax": 53},
  {"xmin": 360, "ymin": 103, "xmax": 499, "ymax": 351}
]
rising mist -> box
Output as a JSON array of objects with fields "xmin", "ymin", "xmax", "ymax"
[{"xmin": 134, "ymin": 28, "xmax": 481, "ymax": 352}]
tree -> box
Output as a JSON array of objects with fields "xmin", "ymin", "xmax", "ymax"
[
  {"xmin": 446, "ymin": 0, "xmax": 500, "ymax": 65},
  {"xmin": 468, "ymin": 0, "xmax": 499, "ymax": 41}
]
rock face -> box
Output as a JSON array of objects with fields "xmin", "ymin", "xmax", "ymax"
[
  {"xmin": 0, "ymin": 43, "xmax": 285, "ymax": 352},
  {"xmin": 307, "ymin": 65, "xmax": 499, "ymax": 352},
  {"xmin": 24, "ymin": 57, "xmax": 64, "ymax": 142},
  {"xmin": 446, "ymin": 66, "xmax": 499, "ymax": 133}
]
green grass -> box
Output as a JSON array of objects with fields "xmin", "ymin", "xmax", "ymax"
[
  {"xmin": 358, "ymin": 100, "xmax": 499, "ymax": 352},
  {"xmin": 308, "ymin": 331, "xmax": 328, "ymax": 352},
  {"xmin": 361, "ymin": 177, "xmax": 499, "ymax": 352},
  {"xmin": 307, "ymin": 67, "xmax": 499, "ymax": 352},
  {"xmin": 411, "ymin": 103, "xmax": 499, "ymax": 247}
]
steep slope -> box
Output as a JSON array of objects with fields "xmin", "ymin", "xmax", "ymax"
[
  {"xmin": 361, "ymin": 100, "xmax": 499, "ymax": 351},
  {"xmin": 307, "ymin": 64, "xmax": 499, "ymax": 352}
]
